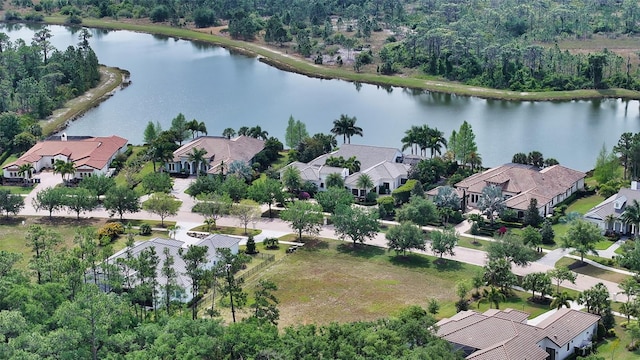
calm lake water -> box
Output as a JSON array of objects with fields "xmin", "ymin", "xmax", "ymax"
[{"xmin": 3, "ymin": 23, "xmax": 640, "ymax": 171}]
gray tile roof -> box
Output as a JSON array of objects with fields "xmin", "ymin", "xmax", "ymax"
[
  {"xmin": 585, "ymin": 187, "xmax": 640, "ymax": 222},
  {"xmin": 281, "ymin": 162, "xmax": 347, "ymax": 182},
  {"xmin": 108, "ymin": 234, "xmax": 241, "ymax": 299},
  {"xmin": 344, "ymin": 161, "xmax": 410, "ymax": 187},
  {"xmin": 308, "ymin": 144, "xmax": 403, "ymax": 170},
  {"xmin": 436, "ymin": 308, "xmax": 599, "ymax": 360}
]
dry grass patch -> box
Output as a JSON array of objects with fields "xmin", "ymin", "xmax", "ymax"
[{"xmin": 252, "ymin": 237, "xmax": 481, "ymax": 327}]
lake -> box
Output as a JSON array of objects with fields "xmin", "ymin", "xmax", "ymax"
[{"xmin": 3, "ymin": 23, "xmax": 640, "ymax": 171}]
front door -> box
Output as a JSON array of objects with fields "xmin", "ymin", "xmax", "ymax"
[{"xmin": 545, "ymin": 347, "xmax": 556, "ymax": 360}]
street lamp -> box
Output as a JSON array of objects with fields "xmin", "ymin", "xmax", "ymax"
[{"xmin": 225, "ymin": 263, "xmax": 236, "ymax": 323}]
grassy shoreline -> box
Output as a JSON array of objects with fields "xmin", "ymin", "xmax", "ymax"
[
  {"xmin": 42, "ymin": 65, "xmax": 127, "ymax": 136},
  {"xmin": 37, "ymin": 17, "xmax": 640, "ymax": 102}
]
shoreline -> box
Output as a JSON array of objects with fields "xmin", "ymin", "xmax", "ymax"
[
  {"xmin": 32, "ymin": 17, "xmax": 640, "ymax": 102},
  {"xmin": 42, "ymin": 65, "xmax": 128, "ymax": 136}
]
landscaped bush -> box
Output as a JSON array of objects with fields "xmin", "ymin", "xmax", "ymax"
[
  {"xmin": 139, "ymin": 223, "xmax": 152, "ymax": 236},
  {"xmin": 264, "ymin": 238, "xmax": 279, "ymax": 250},
  {"xmin": 98, "ymin": 222, "xmax": 124, "ymax": 242},
  {"xmin": 391, "ymin": 179, "xmax": 418, "ymax": 205},
  {"xmin": 377, "ymin": 196, "xmax": 395, "ymax": 218},
  {"xmin": 448, "ymin": 210, "xmax": 464, "ymax": 225}
]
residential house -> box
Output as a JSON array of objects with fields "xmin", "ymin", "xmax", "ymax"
[
  {"xmin": 104, "ymin": 234, "xmax": 241, "ymax": 303},
  {"xmin": 584, "ymin": 181, "xmax": 640, "ymax": 234},
  {"xmin": 437, "ymin": 308, "xmax": 599, "ymax": 360},
  {"xmin": 166, "ymin": 136, "xmax": 265, "ymax": 176},
  {"xmin": 281, "ymin": 144, "xmax": 412, "ymax": 195},
  {"xmin": 2, "ymin": 134, "xmax": 128, "ymax": 180},
  {"xmin": 454, "ymin": 163, "xmax": 585, "ymax": 217}
]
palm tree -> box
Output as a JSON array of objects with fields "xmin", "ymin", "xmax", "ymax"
[
  {"xmin": 197, "ymin": 121, "xmax": 207, "ymax": 137},
  {"xmin": 187, "ymin": 119, "xmax": 200, "ymax": 138},
  {"xmin": 604, "ymin": 214, "xmax": 616, "ymax": 232},
  {"xmin": 344, "ymin": 156, "xmax": 361, "ymax": 174},
  {"xmin": 621, "ymin": 199, "xmax": 640, "ymax": 237},
  {"xmin": 325, "ymin": 173, "xmax": 345, "ymax": 189},
  {"xmin": 468, "ymin": 151, "xmax": 482, "ymax": 171},
  {"xmin": 483, "ymin": 286, "xmax": 505, "ymax": 309},
  {"xmin": 222, "ymin": 128, "xmax": 236, "ymax": 139},
  {"xmin": 17, "ymin": 163, "xmax": 35, "ymax": 183},
  {"xmin": 356, "ymin": 173, "xmax": 374, "ymax": 195},
  {"xmin": 237, "ymin": 126, "xmax": 249, "ymax": 136},
  {"xmin": 550, "ymin": 291, "xmax": 574, "ymax": 310},
  {"xmin": 426, "ymin": 127, "xmax": 447, "ymax": 158},
  {"xmin": 53, "ymin": 160, "xmax": 75, "ymax": 183},
  {"xmin": 248, "ymin": 125, "xmax": 269, "ymax": 140},
  {"xmin": 331, "ymin": 114, "xmax": 363, "ymax": 144},
  {"xmin": 401, "ymin": 126, "xmax": 420, "ymax": 155},
  {"xmin": 477, "ymin": 185, "xmax": 505, "ymax": 225},
  {"xmin": 187, "ymin": 148, "xmax": 208, "ymax": 176}
]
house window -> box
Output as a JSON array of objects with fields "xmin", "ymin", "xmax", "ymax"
[
  {"xmin": 352, "ymin": 189, "xmax": 358, "ymax": 196},
  {"xmin": 566, "ymin": 343, "xmax": 569, "ymax": 351},
  {"xmin": 400, "ymin": 178, "xmax": 407, "ymax": 185},
  {"xmin": 320, "ymin": 183, "xmax": 324, "ymax": 189}
]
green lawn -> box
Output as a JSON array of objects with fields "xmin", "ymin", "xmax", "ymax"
[
  {"xmin": 566, "ymin": 194, "xmax": 605, "ymax": 214},
  {"xmin": 0, "ymin": 185, "xmax": 35, "ymax": 195},
  {"xmin": 189, "ymin": 225, "xmax": 261, "ymax": 237},
  {"xmin": 1, "ymin": 154, "xmax": 18, "ymax": 168},
  {"xmin": 556, "ymin": 258, "xmax": 630, "ymax": 284},
  {"xmin": 596, "ymin": 321, "xmax": 640, "ymax": 360}
]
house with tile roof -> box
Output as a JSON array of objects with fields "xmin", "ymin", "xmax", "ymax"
[
  {"xmin": 436, "ymin": 308, "xmax": 599, "ymax": 360},
  {"xmin": 584, "ymin": 181, "xmax": 640, "ymax": 234},
  {"xmin": 453, "ymin": 163, "xmax": 585, "ymax": 217},
  {"xmin": 105, "ymin": 234, "xmax": 241, "ymax": 303},
  {"xmin": 281, "ymin": 144, "xmax": 413, "ymax": 195},
  {"xmin": 166, "ymin": 136, "xmax": 265, "ymax": 176},
  {"xmin": 2, "ymin": 134, "xmax": 128, "ymax": 180}
]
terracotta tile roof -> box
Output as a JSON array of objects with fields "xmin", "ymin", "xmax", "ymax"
[
  {"xmin": 436, "ymin": 308, "xmax": 599, "ymax": 360},
  {"xmin": 455, "ymin": 163, "xmax": 585, "ymax": 211},
  {"xmin": 172, "ymin": 136, "xmax": 264, "ymax": 174},
  {"xmin": 3, "ymin": 135, "xmax": 127, "ymax": 171}
]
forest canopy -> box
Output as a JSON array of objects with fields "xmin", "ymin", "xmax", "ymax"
[
  {"xmin": 0, "ymin": 28, "xmax": 100, "ymax": 153},
  {"xmin": 9, "ymin": 0, "xmax": 640, "ymax": 92}
]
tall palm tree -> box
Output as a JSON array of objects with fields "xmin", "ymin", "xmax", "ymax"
[
  {"xmin": 187, "ymin": 148, "xmax": 208, "ymax": 176},
  {"xmin": 17, "ymin": 163, "xmax": 35, "ymax": 183},
  {"xmin": 222, "ymin": 128, "xmax": 236, "ymax": 139},
  {"xmin": 426, "ymin": 127, "xmax": 447, "ymax": 158},
  {"xmin": 468, "ymin": 151, "xmax": 482, "ymax": 171},
  {"xmin": 197, "ymin": 121, "xmax": 208, "ymax": 136},
  {"xmin": 53, "ymin": 160, "xmax": 75, "ymax": 182},
  {"xmin": 401, "ymin": 126, "xmax": 420, "ymax": 155},
  {"xmin": 356, "ymin": 173, "xmax": 374, "ymax": 195},
  {"xmin": 187, "ymin": 119, "xmax": 200, "ymax": 138},
  {"xmin": 331, "ymin": 114, "xmax": 363, "ymax": 144},
  {"xmin": 621, "ymin": 199, "xmax": 640, "ymax": 237}
]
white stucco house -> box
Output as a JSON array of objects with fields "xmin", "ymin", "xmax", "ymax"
[
  {"xmin": 104, "ymin": 234, "xmax": 241, "ymax": 304},
  {"xmin": 437, "ymin": 308, "xmax": 599, "ymax": 360},
  {"xmin": 281, "ymin": 144, "xmax": 413, "ymax": 195},
  {"xmin": 166, "ymin": 136, "xmax": 265, "ymax": 176},
  {"xmin": 584, "ymin": 181, "xmax": 640, "ymax": 234},
  {"xmin": 453, "ymin": 163, "xmax": 586, "ymax": 216},
  {"xmin": 2, "ymin": 134, "xmax": 128, "ymax": 180}
]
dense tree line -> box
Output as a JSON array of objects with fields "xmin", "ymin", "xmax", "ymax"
[
  {"xmin": 0, "ymin": 28, "xmax": 100, "ymax": 153},
  {"xmin": 0, "ymin": 231, "xmax": 461, "ymax": 359},
  {"xmin": 12, "ymin": 1, "xmax": 640, "ymax": 92}
]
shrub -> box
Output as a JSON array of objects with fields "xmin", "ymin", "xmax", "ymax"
[
  {"xmin": 139, "ymin": 223, "xmax": 152, "ymax": 236},
  {"xmin": 150, "ymin": 5, "xmax": 169, "ymax": 22},
  {"xmin": 264, "ymin": 238, "xmax": 279, "ymax": 250},
  {"xmin": 245, "ymin": 235, "xmax": 258, "ymax": 254},
  {"xmin": 377, "ymin": 196, "xmax": 395, "ymax": 218},
  {"xmin": 455, "ymin": 299, "xmax": 468, "ymax": 312},
  {"xmin": 4, "ymin": 11, "xmax": 22, "ymax": 20},
  {"xmin": 364, "ymin": 191, "xmax": 378, "ymax": 203},
  {"xmin": 98, "ymin": 222, "xmax": 124, "ymax": 241},
  {"xmin": 66, "ymin": 14, "xmax": 82, "ymax": 24},
  {"xmin": 391, "ymin": 179, "xmax": 418, "ymax": 205},
  {"xmin": 24, "ymin": 12, "xmax": 44, "ymax": 21}
]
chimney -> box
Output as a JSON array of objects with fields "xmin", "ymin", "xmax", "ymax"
[{"xmin": 633, "ymin": 181, "xmax": 639, "ymax": 191}]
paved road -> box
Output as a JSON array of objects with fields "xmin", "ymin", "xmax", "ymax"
[{"xmin": 17, "ymin": 176, "xmax": 625, "ymax": 299}]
